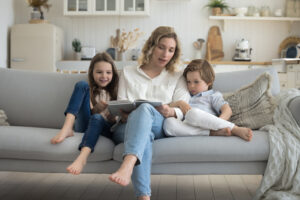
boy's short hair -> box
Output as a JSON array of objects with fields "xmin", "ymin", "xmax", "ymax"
[{"xmin": 183, "ymin": 59, "xmax": 215, "ymax": 90}]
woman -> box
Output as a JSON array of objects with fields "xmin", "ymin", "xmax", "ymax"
[{"xmin": 109, "ymin": 26, "xmax": 190, "ymax": 200}]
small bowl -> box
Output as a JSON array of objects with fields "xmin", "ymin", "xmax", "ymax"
[{"xmin": 234, "ymin": 7, "xmax": 248, "ymax": 17}]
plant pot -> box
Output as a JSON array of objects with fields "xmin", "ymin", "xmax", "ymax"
[
  {"xmin": 74, "ymin": 52, "xmax": 81, "ymax": 60},
  {"xmin": 116, "ymin": 51, "xmax": 126, "ymax": 61},
  {"xmin": 212, "ymin": 7, "xmax": 222, "ymax": 16}
]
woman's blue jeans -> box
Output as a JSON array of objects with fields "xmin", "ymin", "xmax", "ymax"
[
  {"xmin": 65, "ymin": 81, "xmax": 112, "ymax": 152},
  {"xmin": 113, "ymin": 103, "xmax": 165, "ymax": 197}
]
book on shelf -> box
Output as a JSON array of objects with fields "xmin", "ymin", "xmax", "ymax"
[{"xmin": 107, "ymin": 99, "xmax": 162, "ymax": 116}]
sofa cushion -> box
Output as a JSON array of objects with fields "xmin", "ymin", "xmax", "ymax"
[
  {"xmin": 0, "ymin": 126, "xmax": 114, "ymax": 162},
  {"xmin": 224, "ymin": 72, "xmax": 276, "ymax": 129},
  {"xmin": 213, "ymin": 67, "xmax": 280, "ymax": 96},
  {"xmin": 0, "ymin": 68, "xmax": 87, "ymax": 128},
  {"xmin": 113, "ymin": 131, "xmax": 269, "ymax": 163}
]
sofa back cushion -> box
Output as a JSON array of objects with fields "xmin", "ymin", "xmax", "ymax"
[
  {"xmin": 0, "ymin": 68, "xmax": 87, "ymax": 128},
  {"xmin": 213, "ymin": 67, "xmax": 280, "ymax": 96}
]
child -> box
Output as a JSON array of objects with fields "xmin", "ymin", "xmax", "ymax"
[
  {"xmin": 164, "ymin": 59, "xmax": 252, "ymax": 141},
  {"xmin": 50, "ymin": 52, "xmax": 119, "ymax": 174}
]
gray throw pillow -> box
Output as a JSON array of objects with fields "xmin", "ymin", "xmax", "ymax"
[
  {"xmin": 0, "ymin": 109, "xmax": 9, "ymax": 126},
  {"xmin": 223, "ymin": 72, "xmax": 275, "ymax": 130}
]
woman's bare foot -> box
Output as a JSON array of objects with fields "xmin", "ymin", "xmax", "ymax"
[
  {"xmin": 109, "ymin": 155, "xmax": 137, "ymax": 186},
  {"xmin": 210, "ymin": 127, "xmax": 232, "ymax": 136},
  {"xmin": 51, "ymin": 128, "xmax": 74, "ymax": 144},
  {"xmin": 232, "ymin": 126, "xmax": 253, "ymax": 141},
  {"xmin": 67, "ymin": 147, "xmax": 91, "ymax": 175},
  {"xmin": 138, "ymin": 196, "xmax": 150, "ymax": 200}
]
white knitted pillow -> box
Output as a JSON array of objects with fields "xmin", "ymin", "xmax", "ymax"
[
  {"xmin": 0, "ymin": 109, "xmax": 9, "ymax": 126},
  {"xmin": 223, "ymin": 72, "xmax": 276, "ymax": 130}
]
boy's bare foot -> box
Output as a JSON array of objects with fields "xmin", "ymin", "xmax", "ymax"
[
  {"xmin": 138, "ymin": 196, "xmax": 150, "ymax": 200},
  {"xmin": 210, "ymin": 127, "xmax": 232, "ymax": 136},
  {"xmin": 232, "ymin": 126, "xmax": 253, "ymax": 141},
  {"xmin": 109, "ymin": 155, "xmax": 137, "ymax": 186},
  {"xmin": 51, "ymin": 128, "xmax": 74, "ymax": 144}
]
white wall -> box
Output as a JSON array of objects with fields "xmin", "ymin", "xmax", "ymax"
[
  {"xmin": 0, "ymin": 0, "xmax": 14, "ymax": 68},
  {"xmin": 13, "ymin": 0, "xmax": 300, "ymax": 62}
]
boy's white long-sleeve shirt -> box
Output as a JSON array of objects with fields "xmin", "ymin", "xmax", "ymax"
[{"xmin": 117, "ymin": 65, "xmax": 190, "ymax": 119}]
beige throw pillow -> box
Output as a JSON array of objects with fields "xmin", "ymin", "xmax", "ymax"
[
  {"xmin": 0, "ymin": 109, "xmax": 9, "ymax": 126},
  {"xmin": 223, "ymin": 72, "xmax": 275, "ymax": 130}
]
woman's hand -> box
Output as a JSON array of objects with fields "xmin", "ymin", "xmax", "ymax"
[{"xmin": 156, "ymin": 104, "xmax": 176, "ymax": 118}]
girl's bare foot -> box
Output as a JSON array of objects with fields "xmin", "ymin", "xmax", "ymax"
[
  {"xmin": 232, "ymin": 126, "xmax": 253, "ymax": 141},
  {"xmin": 109, "ymin": 155, "xmax": 137, "ymax": 186},
  {"xmin": 51, "ymin": 128, "xmax": 74, "ymax": 144},
  {"xmin": 138, "ymin": 196, "xmax": 150, "ymax": 200},
  {"xmin": 210, "ymin": 127, "xmax": 232, "ymax": 136},
  {"xmin": 67, "ymin": 147, "xmax": 91, "ymax": 175}
]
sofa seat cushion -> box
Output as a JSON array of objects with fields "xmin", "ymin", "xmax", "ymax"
[
  {"xmin": 113, "ymin": 131, "xmax": 269, "ymax": 163},
  {"xmin": 0, "ymin": 126, "xmax": 114, "ymax": 162}
]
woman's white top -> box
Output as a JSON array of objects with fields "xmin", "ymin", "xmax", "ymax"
[{"xmin": 118, "ymin": 65, "xmax": 190, "ymax": 119}]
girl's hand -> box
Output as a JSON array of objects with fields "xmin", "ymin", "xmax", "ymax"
[
  {"xmin": 106, "ymin": 113, "xmax": 117, "ymax": 123},
  {"xmin": 92, "ymin": 100, "xmax": 108, "ymax": 114},
  {"xmin": 156, "ymin": 104, "xmax": 176, "ymax": 118},
  {"xmin": 120, "ymin": 110, "xmax": 130, "ymax": 123}
]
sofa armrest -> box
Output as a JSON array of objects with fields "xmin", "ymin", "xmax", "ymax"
[{"xmin": 288, "ymin": 96, "xmax": 300, "ymax": 127}]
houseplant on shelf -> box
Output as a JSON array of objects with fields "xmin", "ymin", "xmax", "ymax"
[
  {"xmin": 72, "ymin": 39, "xmax": 82, "ymax": 60},
  {"xmin": 26, "ymin": 0, "xmax": 51, "ymax": 22},
  {"xmin": 205, "ymin": 0, "xmax": 229, "ymax": 16}
]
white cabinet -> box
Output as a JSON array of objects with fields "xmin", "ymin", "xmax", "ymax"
[{"xmin": 64, "ymin": 0, "xmax": 149, "ymax": 16}]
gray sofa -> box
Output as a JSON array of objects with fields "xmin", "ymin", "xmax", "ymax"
[{"xmin": 0, "ymin": 67, "xmax": 299, "ymax": 175}]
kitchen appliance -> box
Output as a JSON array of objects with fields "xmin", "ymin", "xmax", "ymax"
[
  {"xmin": 233, "ymin": 38, "xmax": 252, "ymax": 61},
  {"xmin": 10, "ymin": 24, "xmax": 63, "ymax": 72},
  {"xmin": 81, "ymin": 46, "xmax": 96, "ymax": 60}
]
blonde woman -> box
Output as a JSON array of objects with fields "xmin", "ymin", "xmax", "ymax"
[{"xmin": 109, "ymin": 26, "xmax": 190, "ymax": 200}]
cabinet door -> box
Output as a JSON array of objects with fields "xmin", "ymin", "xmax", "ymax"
[
  {"xmin": 64, "ymin": 0, "xmax": 92, "ymax": 15},
  {"xmin": 93, "ymin": 0, "xmax": 119, "ymax": 15},
  {"xmin": 120, "ymin": 0, "xmax": 149, "ymax": 16}
]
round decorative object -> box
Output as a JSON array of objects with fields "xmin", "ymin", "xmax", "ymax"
[
  {"xmin": 278, "ymin": 36, "xmax": 300, "ymax": 57},
  {"xmin": 286, "ymin": 46, "xmax": 297, "ymax": 58}
]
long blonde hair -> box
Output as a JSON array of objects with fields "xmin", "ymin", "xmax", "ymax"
[{"xmin": 138, "ymin": 26, "xmax": 181, "ymax": 72}]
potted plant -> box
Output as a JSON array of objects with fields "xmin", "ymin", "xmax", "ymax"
[
  {"xmin": 72, "ymin": 38, "xmax": 82, "ymax": 60},
  {"xmin": 205, "ymin": 0, "xmax": 229, "ymax": 16}
]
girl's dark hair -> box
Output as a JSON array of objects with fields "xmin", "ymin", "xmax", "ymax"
[
  {"xmin": 183, "ymin": 59, "xmax": 215, "ymax": 90},
  {"xmin": 88, "ymin": 52, "xmax": 119, "ymax": 101},
  {"xmin": 138, "ymin": 26, "xmax": 181, "ymax": 72}
]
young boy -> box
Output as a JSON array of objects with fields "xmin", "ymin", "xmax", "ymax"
[{"xmin": 164, "ymin": 59, "xmax": 252, "ymax": 141}]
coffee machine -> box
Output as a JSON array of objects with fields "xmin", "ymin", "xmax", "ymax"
[{"xmin": 233, "ymin": 38, "xmax": 252, "ymax": 61}]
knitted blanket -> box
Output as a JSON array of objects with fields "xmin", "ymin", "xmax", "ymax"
[{"xmin": 254, "ymin": 89, "xmax": 300, "ymax": 200}]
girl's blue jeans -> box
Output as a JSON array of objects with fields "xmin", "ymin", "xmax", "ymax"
[
  {"xmin": 65, "ymin": 81, "xmax": 113, "ymax": 152},
  {"xmin": 113, "ymin": 103, "xmax": 165, "ymax": 197}
]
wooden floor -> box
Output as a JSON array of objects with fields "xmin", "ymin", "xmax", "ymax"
[{"xmin": 0, "ymin": 171, "xmax": 262, "ymax": 200}]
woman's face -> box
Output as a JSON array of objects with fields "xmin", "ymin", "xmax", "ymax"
[
  {"xmin": 150, "ymin": 37, "xmax": 176, "ymax": 68},
  {"xmin": 93, "ymin": 61, "xmax": 113, "ymax": 88}
]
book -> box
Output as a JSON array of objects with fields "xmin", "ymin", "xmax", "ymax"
[{"xmin": 107, "ymin": 99, "xmax": 162, "ymax": 116}]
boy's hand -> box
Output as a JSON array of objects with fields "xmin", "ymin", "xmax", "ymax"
[
  {"xmin": 169, "ymin": 100, "xmax": 191, "ymax": 115},
  {"xmin": 120, "ymin": 109, "xmax": 130, "ymax": 123},
  {"xmin": 156, "ymin": 104, "xmax": 175, "ymax": 118}
]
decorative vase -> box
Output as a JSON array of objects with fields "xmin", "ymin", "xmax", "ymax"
[
  {"xmin": 116, "ymin": 51, "xmax": 126, "ymax": 61},
  {"xmin": 212, "ymin": 7, "xmax": 222, "ymax": 16},
  {"xmin": 31, "ymin": 7, "xmax": 40, "ymax": 20}
]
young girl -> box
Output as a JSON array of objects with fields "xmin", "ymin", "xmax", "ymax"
[
  {"xmin": 164, "ymin": 59, "xmax": 253, "ymax": 141},
  {"xmin": 51, "ymin": 52, "xmax": 119, "ymax": 175}
]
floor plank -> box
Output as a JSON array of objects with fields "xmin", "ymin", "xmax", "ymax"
[
  {"xmin": 177, "ymin": 175, "xmax": 196, "ymax": 200},
  {"xmin": 156, "ymin": 175, "xmax": 177, "ymax": 200},
  {"xmin": 225, "ymin": 175, "xmax": 253, "ymax": 200},
  {"xmin": 210, "ymin": 175, "xmax": 233, "ymax": 200},
  {"xmin": 241, "ymin": 175, "xmax": 262, "ymax": 197},
  {"xmin": 194, "ymin": 175, "xmax": 214, "ymax": 200}
]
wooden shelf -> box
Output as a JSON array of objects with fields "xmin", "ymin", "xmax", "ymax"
[{"xmin": 209, "ymin": 16, "xmax": 300, "ymax": 32}]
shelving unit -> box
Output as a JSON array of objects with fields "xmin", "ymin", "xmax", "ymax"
[{"xmin": 209, "ymin": 16, "xmax": 300, "ymax": 32}]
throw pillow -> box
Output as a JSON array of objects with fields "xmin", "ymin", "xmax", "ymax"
[
  {"xmin": 0, "ymin": 109, "xmax": 9, "ymax": 126},
  {"xmin": 223, "ymin": 72, "xmax": 276, "ymax": 130}
]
